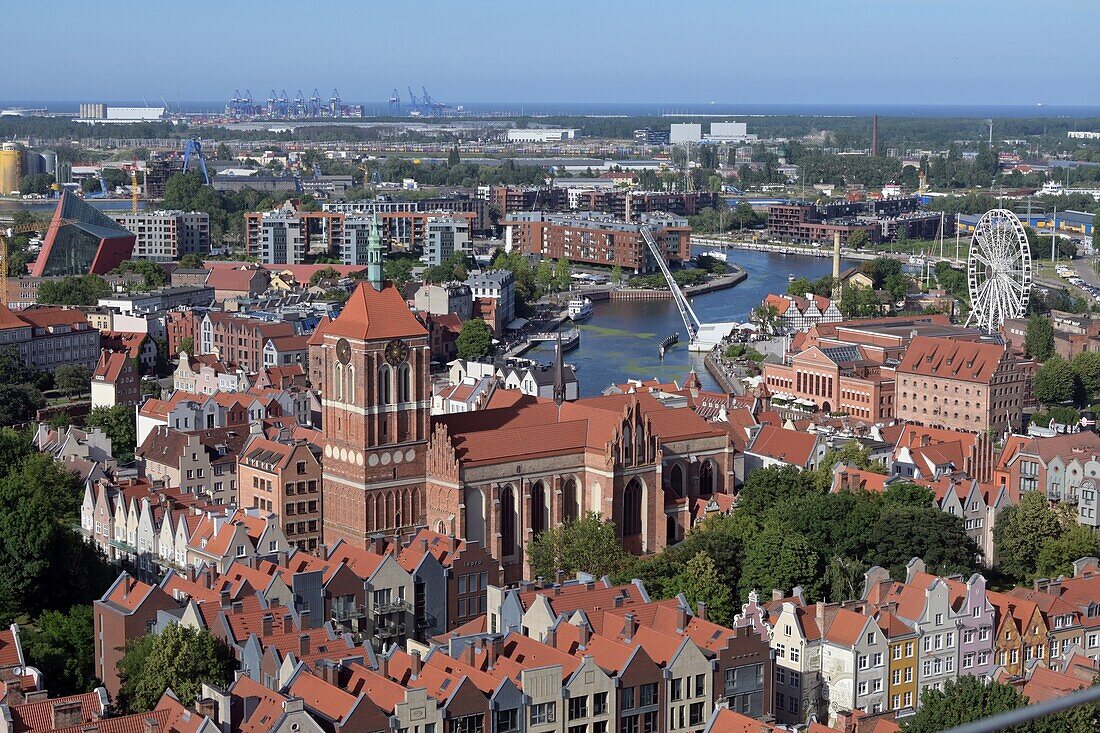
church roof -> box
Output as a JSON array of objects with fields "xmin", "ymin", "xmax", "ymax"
[{"xmin": 317, "ymin": 283, "xmax": 426, "ymax": 341}]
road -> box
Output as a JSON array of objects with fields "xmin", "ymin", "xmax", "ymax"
[{"xmin": 1073, "ymin": 258, "xmax": 1100, "ymax": 288}]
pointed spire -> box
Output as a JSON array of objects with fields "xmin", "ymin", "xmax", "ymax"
[
  {"xmin": 553, "ymin": 331, "xmax": 566, "ymax": 407},
  {"xmin": 367, "ymin": 212, "xmax": 384, "ymax": 291}
]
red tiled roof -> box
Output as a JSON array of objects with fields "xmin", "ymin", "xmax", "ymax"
[
  {"xmin": 0, "ymin": 627, "xmax": 22, "ymax": 669},
  {"xmin": 706, "ymin": 708, "xmax": 781, "ymax": 733},
  {"xmin": 288, "ymin": 671, "xmax": 359, "ymax": 723},
  {"xmin": 317, "ymin": 283, "xmax": 427, "ymax": 341},
  {"xmin": 747, "ymin": 424, "xmax": 818, "ymax": 467},
  {"xmin": 0, "ymin": 303, "xmax": 29, "ymax": 331},
  {"xmin": 11, "ymin": 691, "xmax": 103, "ymax": 732},
  {"xmin": 897, "ymin": 336, "xmax": 1007, "ymax": 382},
  {"xmin": 343, "ymin": 663, "xmax": 407, "ymax": 713},
  {"xmin": 93, "ymin": 351, "xmax": 130, "ymax": 382},
  {"xmin": 17, "ymin": 307, "xmax": 89, "ymax": 329}
]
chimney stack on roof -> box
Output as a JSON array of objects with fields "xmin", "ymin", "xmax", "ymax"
[
  {"xmin": 579, "ymin": 623, "xmax": 591, "ymax": 650},
  {"xmin": 298, "ymin": 633, "xmax": 310, "ymax": 657},
  {"xmin": 411, "ymin": 650, "xmax": 422, "ymax": 681},
  {"xmin": 697, "ymin": 602, "xmax": 708, "ymax": 622},
  {"xmin": 675, "ymin": 604, "xmax": 688, "ymax": 634},
  {"xmin": 219, "ymin": 589, "xmax": 231, "ymax": 609},
  {"xmin": 623, "ymin": 613, "xmax": 636, "ymax": 643},
  {"xmin": 282, "ymin": 614, "xmax": 294, "ymax": 635},
  {"xmin": 487, "ymin": 638, "xmax": 501, "ymax": 669},
  {"xmin": 261, "ymin": 613, "xmax": 273, "ymax": 637}
]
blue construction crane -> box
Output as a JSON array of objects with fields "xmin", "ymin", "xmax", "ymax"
[
  {"xmin": 182, "ymin": 139, "xmax": 210, "ymax": 184},
  {"xmin": 293, "ymin": 90, "xmax": 306, "ymax": 117},
  {"xmin": 277, "ymin": 90, "xmax": 290, "ymax": 117},
  {"xmin": 309, "ymin": 89, "xmax": 322, "ymax": 117},
  {"xmin": 388, "ymin": 88, "xmax": 401, "ymax": 115},
  {"xmin": 328, "ymin": 88, "xmax": 341, "ymax": 117},
  {"xmin": 407, "ymin": 86, "xmax": 420, "ymax": 112}
]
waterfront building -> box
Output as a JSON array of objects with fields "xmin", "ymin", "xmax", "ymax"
[
  {"xmin": 762, "ymin": 293, "xmax": 843, "ymax": 333},
  {"xmin": 573, "ymin": 190, "xmax": 720, "ymax": 220},
  {"xmin": 465, "ymin": 270, "xmax": 515, "ymax": 332},
  {"xmin": 488, "ymin": 185, "xmax": 567, "ymax": 217},
  {"xmin": 762, "ymin": 343, "xmax": 896, "ymax": 422},
  {"xmin": 504, "ymin": 210, "xmax": 690, "ymax": 273}
]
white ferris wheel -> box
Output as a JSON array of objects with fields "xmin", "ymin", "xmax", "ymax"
[{"xmin": 965, "ymin": 208, "xmax": 1032, "ymax": 333}]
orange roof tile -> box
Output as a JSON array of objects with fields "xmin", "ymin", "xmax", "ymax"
[{"xmin": 318, "ymin": 283, "xmax": 427, "ymax": 341}]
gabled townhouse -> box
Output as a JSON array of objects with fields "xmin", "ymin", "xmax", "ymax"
[
  {"xmin": 34, "ymin": 423, "xmax": 114, "ymax": 465},
  {"xmin": 283, "ymin": 666, "xmax": 392, "ymax": 733},
  {"xmin": 392, "ymin": 536, "xmax": 448, "ymax": 639},
  {"xmin": 889, "ymin": 424, "xmax": 995, "ymax": 483},
  {"xmin": 875, "ymin": 610, "xmax": 918, "ymax": 715},
  {"xmin": 765, "ymin": 590, "xmax": 824, "ymax": 725},
  {"xmin": 1035, "ymin": 559, "xmax": 1100, "ymax": 661},
  {"xmin": 995, "ymin": 431, "xmax": 1100, "ymax": 528},
  {"xmin": 186, "ymin": 510, "xmax": 291, "ymax": 573},
  {"xmin": 173, "ymin": 352, "xmax": 251, "ymax": 395},
  {"xmin": 383, "ymin": 648, "xmax": 491, "ymax": 733},
  {"xmin": 91, "ymin": 349, "xmax": 141, "ymax": 408},
  {"xmin": 238, "ymin": 436, "xmax": 323, "ymax": 553},
  {"xmin": 1007, "ymin": 585, "xmax": 1083, "ymax": 666},
  {"xmin": 919, "ymin": 476, "xmax": 1012, "ymax": 566},
  {"xmin": 987, "ymin": 590, "xmax": 1047, "ymax": 676},
  {"xmin": 818, "ymin": 604, "xmax": 890, "ymax": 724},
  {"xmin": 218, "ymin": 675, "xmax": 327, "ymax": 733}
]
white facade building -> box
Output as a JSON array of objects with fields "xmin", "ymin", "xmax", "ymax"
[
  {"xmin": 421, "ymin": 215, "xmax": 471, "ymax": 266},
  {"xmin": 109, "ymin": 210, "xmax": 210, "ymax": 262}
]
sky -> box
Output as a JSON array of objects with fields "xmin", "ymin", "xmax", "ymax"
[{"xmin": 5, "ymin": 0, "xmax": 1099, "ymax": 107}]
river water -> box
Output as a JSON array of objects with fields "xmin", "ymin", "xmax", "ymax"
[{"xmin": 527, "ymin": 248, "xmax": 858, "ymax": 396}]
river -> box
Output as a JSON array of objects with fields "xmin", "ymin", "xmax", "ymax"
[{"xmin": 526, "ymin": 247, "xmax": 858, "ymax": 396}]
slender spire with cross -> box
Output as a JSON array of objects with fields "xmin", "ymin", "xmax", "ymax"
[{"xmin": 553, "ymin": 330, "xmax": 567, "ymax": 408}]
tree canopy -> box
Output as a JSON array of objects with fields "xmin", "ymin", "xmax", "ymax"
[
  {"xmin": 22, "ymin": 605, "xmax": 96, "ymax": 695},
  {"xmin": 85, "ymin": 404, "xmax": 137, "ymax": 463},
  {"xmin": 36, "ymin": 275, "xmax": 110, "ymax": 306},
  {"xmin": 527, "ymin": 513, "xmax": 632, "ymax": 582},
  {"xmin": 117, "ymin": 624, "xmax": 236, "ymax": 713},
  {"xmin": 456, "ymin": 319, "xmax": 493, "ymax": 360},
  {"xmin": 1025, "ymin": 314, "xmax": 1056, "ymax": 361},
  {"xmin": 994, "ymin": 490, "xmax": 1073, "ymax": 583}
]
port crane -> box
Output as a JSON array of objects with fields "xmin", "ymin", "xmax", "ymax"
[
  {"xmin": 309, "ymin": 89, "xmax": 322, "ymax": 117},
  {"xmin": 328, "ymin": 89, "xmax": 341, "ymax": 117},
  {"xmin": 293, "ymin": 90, "xmax": 306, "ymax": 117},
  {"xmin": 388, "ymin": 89, "xmax": 402, "ymax": 114},
  {"xmin": 182, "ymin": 139, "xmax": 210, "ymax": 184},
  {"xmin": 0, "ymin": 217, "xmax": 77, "ymax": 306}
]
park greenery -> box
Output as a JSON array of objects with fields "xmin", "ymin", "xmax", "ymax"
[
  {"xmin": 0, "ymin": 347, "xmax": 46, "ymax": 426},
  {"xmin": 36, "ymin": 274, "xmax": 111, "ymax": 305},
  {"xmin": 110, "ymin": 260, "xmax": 170, "ymax": 291},
  {"xmin": 22, "ymin": 606, "xmax": 97, "ymax": 696}
]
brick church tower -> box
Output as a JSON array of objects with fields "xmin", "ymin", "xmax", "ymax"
[{"xmin": 308, "ymin": 280, "xmax": 431, "ymax": 548}]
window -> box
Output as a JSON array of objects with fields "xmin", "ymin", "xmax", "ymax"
[
  {"xmin": 671, "ymin": 678, "xmax": 682, "ymax": 701},
  {"xmin": 892, "ymin": 695, "xmax": 901, "ymax": 710},
  {"xmin": 789, "ymin": 646, "xmax": 800, "ymax": 663},
  {"xmin": 689, "ymin": 703, "xmax": 704, "ymax": 726},
  {"xmin": 866, "ymin": 632, "xmax": 877, "ymax": 645},
  {"xmin": 905, "ymin": 642, "xmax": 914, "ymax": 657},
  {"xmin": 777, "ymin": 693, "xmax": 786, "ymax": 711},
  {"xmin": 858, "ymin": 681, "xmax": 868, "ymax": 696},
  {"xmin": 872, "ymin": 652, "xmax": 883, "ymax": 667},
  {"xmin": 621, "ymin": 687, "xmax": 635, "ymax": 711},
  {"xmin": 452, "ymin": 715, "xmax": 482, "ymax": 733},
  {"xmin": 530, "ymin": 702, "xmax": 556, "ymax": 726},
  {"xmin": 892, "ymin": 669, "xmax": 901, "ymax": 685},
  {"xmin": 639, "ymin": 683, "xmax": 657, "ymax": 707},
  {"xmin": 790, "ymin": 672, "xmax": 800, "ymax": 689},
  {"xmin": 904, "ymin": 692, "xmax": 913, "ymax": 708},
  {"xmin": 495, "ymin": 709, "xmax": 519, "ymax": 733},
  {"xmin": 642, "ymin": 711, "xmax": 657, "ymax": 733},
  {"xmin": 872, "ymin": 679, "xmax": 882, "ymax": 693},
  {"xmin": 620, "ymin": 715, "xmax": 638, "ymax": 733},
  {"xmin": 858, "ymin": 654, "xmax": 869, "ymax": 670},
  {"xmin": 568, "ymin": 696, "xmax": 588, "ymax": 720},
  {"xmin": 695, "ymin": 673, "xmax": 705, "ymax": 698},
  {"xmin": 775, "ymin": 643, "xmax": 785, "ymax": 658},
  {"xmin": 892, "ymin": 645, "xmax": 902, "ymax": 660},
  {"xmin": 776, "ymin": 668, "xmax": 786, "ymax": 685},
  {"xmin": 593, "ymin": 692, "xmax": 608, "ymax": 716}
]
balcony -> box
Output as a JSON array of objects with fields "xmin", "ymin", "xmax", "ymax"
[
  {"xmin": 375, "ymin": 621, "xmax": 406, "ymax": 638},
  {"xmin": 375, "ymin": 599, "xmax": 412, "ymax": 615},
  {"xmin": 331, "ymin": 604, "xmax": 367, "ymax": 622}
]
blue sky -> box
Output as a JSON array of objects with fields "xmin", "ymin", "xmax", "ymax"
[{"xmin": 6, "ymin": 0, "xmax": 1098, "ymax": 105}]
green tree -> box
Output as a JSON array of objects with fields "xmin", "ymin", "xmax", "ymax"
[
  {"xmin": 309, "ymin": 266, "xmax": 341, "ymax": 286},
  {"xmin": 669, "ymin": 552, "xmax": 734, "ymax": 626},
  {"xmin": 1025, "ymin": 314, "xmax": 1056, "ymax": 361},
  {"xmin": 456, "ymin": 319, "xmax": 493, "ymax": 360},
  {"xmin": 610, "ymin": 265, "xmax": 623, "ymax": 285},
  {"xmin": 787, "ymin": 276, "xmax": 813, "ymax": 296},
  {"xmin": 117, "ymin": 625, "xmax": 236, "ymax": 713},
  {"xmin": 177, "ymin": 337, "xmax": 194, "ymax": 356},
  {"xmin": 902, "ymin": 676, "xmax": 1028, "ymax": 733},
  {"xmin": 177, "ymin": 253, "xmax": 204, "ymax": 269},
  {"xmin": 881, "ymin": 482, "xmax": 936, "ymax": 509},
  {"xmin": 737, "ymin": 464, "xmax": 820, "ymax": 518},
  {"xmin": 738, "ymin": 523, "xmax": 823, "ymax": 601},
  {"xmin": 0, "ymin": 383, "xmax": 45, "ymax": 425},
  {"xmin": 85, "ymin": 404, "xmax": 137, "ymax": 463},
  {"xmin": 866, "ymin": 507, "xmax": 981, "ymax": 580},
  {"xmin": 751, "ymin": 302, "xmax": 781, "ymax": 335},
  {"xmin": 1072, "ymin": 351, "xmax": 1100, "ymax": 399},
  {"xmin": 22, "ymin": 605, "xmax": 96, "ymax": 695},
  {"xmin": 553, "ymin": 258, "xmax": 571, "ymax": 292},
  {"xmin": 18, "ymin": 173, "xmax": 56, "ymax": 196},
  {"xmin": 384, "ymin": 258, "xmax": 415, "ymax": 289},
  {"xmin": 111, "ymin": 260, "xmax": 168, "ymax": 291},
  {"xmin": 527, "ymin": 513, "xmax": 631, "ymax": 583},
  {"xmin": 36, "ymin": 275, "xmax": 110, "ymax": 306},
  {"xmin": 535, "ymin": 259, "xmax": 554, "ymax": 294},
  {"xmin": 215, "ymin": 143, "xmax": 232, "ymax": 161},
  {"xmin": 1036, "ymin": 524, "xmax": 1100, "ymax": 580},
  {"xmin": 994, "ymin": 491, "xmax": 1068, "ymax": 582},
  {"xmin": 1034, "ymin": 357, "xmax": 1080, "ymax": 407},
  {"xmin": 447, "ymin": 145, "xmax": 460, "ymax": 167},
  {"xmin": 840, "ymin": 284, "xmax": 882, "ymax": 319},
  {"xmin": 847, "ymin": 230, "xmax": 869, "ymax": 250},
  {"xmin": 53, "ymin": 364, "xmax": 91, "ymax": 396}
]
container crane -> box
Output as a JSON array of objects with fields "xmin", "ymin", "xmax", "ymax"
[
  {"xmin": 328, "ymin": 89, "xmax": 341, "ymax": 117},
  {"xmin": 293, "ymin": 90, "xmax": 306, "ymax": 117},
  {"xmin": 243, "ymin": 90, "xmax": 254, "ymax": 116},
  {"xmin": 309, "ymin": 89, "xmax": 322, "ymax": 117},
  {"xmin": 388, "ymin": 89, "xmax": 401, "ymax": 115},
  {"xmin": 407, "ymin": 86, "xmax": 421, "ymax": 115},
  {"xmin": 267, "ymin": 90, "xmax": 278, "ymax": 116},
  {"xmin": 0, "ymin": 218, "xmax": 76, "ymax": 306}
]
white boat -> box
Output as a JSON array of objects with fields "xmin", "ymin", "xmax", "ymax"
[{"xmin": 568, "ymin": 297, "xmax": 593, "ymax": 321}]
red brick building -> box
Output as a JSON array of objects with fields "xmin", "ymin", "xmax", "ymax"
[
  {"xmin": 238, "ymin": 437, "xmax": 323, "ymax": 553},
  {"xmin": 93, "ymin": 573, "xmax": 176, "ymax": 696},
  {"xmin": 308, "ymin": 283, "xmax": 432, "ymax": 547}
]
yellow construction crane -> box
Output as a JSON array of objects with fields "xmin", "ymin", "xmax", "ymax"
[
  {"xmin": 126, "ymin": 161, "xmax": 140, "ymax": 213},
  {"xmin": 0, "ymin": 217, "xmax": 76, "ymax": 307}
]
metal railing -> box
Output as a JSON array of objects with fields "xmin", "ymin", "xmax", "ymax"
[{"xmin": 375, "ymin": 599, "xmax": 412, "ymax": 614}]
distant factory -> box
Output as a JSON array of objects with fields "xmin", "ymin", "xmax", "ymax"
[{"xmin": 77, "ymin": 104, "xmax": 166, "ymax": 124}]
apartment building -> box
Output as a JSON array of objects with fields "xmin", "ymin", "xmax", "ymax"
[
  {"xmin": 421, "ymin": 215, "xmax": 471, "ymax": 266},
  {"xmin": 466, "ymin": 269, "xmax": 516, "ymax": 332},
  {"xmin": 895, "ymin": 336, "xmax": 1024, "ymax": 434},
  {"xmin": 995, "ymin": 431, "xmax": 1100, "ymax": 528},
  {"xmin": 91, "ymin": 350, "xmax": 140, "ymax": 408},
  {"xmin": 238, "ymin": 437, "xmax": 323, "ymax": 553},
  {"xmin": 199, "ymin": 312, "xmax": 297, "ymax": 373},
  {"xmin": 504, "ymin": 210, "xmax": 691, "ymax": 272},
  {"xmin": 574, "ymin": 190, "xmax": 720, "ymax": 220},
  {"xmin": 109, "ymin": 210, "xmax": 210, "ymax": 262},
  {"xmin": 0, "ymin": 304, "xmax": 100, "ymax": 371}
]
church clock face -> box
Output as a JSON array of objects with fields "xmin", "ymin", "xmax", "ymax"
[
  {"xmin": 336, "ymin": 338, "xmax": 351, "ymax": 364},
  {"xmin": 385, "ymin": 338, "xmax": 409, "ymax": 366}
]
